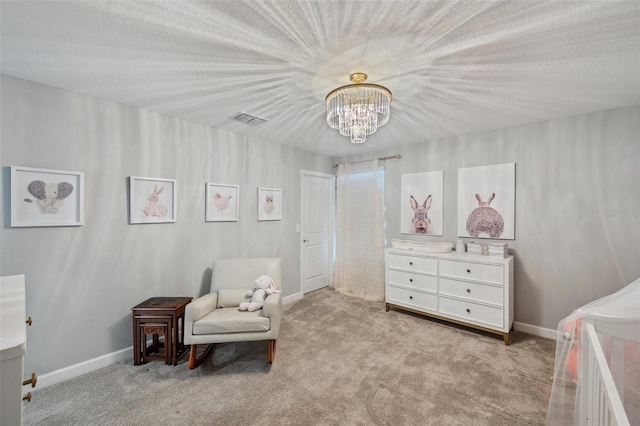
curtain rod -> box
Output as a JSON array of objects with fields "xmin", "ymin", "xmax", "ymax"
[{"xmin": 333, "ymin": 154, "xmax": 401, "ymax": 168}]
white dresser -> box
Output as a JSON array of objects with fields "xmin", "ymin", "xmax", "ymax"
[
  {"xmin": 1, "ymin": 275, "xmax": 36, "ymax": 426},
  {"xmin": 385, "ymin": 248, "xmax": 514, "ymax": 344}
]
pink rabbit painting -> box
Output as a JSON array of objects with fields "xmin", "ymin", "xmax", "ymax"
[
  {"xmin": 410, "ymin": 195, "xmax": 432, "ymax": 234},
  {"xmin": 466, "ymin": 193, "xmax": 504, "ymax": 237},
  {"xmin": 141, "ymin": 185, "xmax": 167, "ymax": 218}
]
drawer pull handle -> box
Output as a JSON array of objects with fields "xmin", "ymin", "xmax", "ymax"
[
  {"xmin": 466, "ymin": 308, "xmax": 471, "ymax": 313},
  {"xmin": 409, "ymin": 261, "xmax": 413, "ymax": 266},
  {"xmin": 409, "ymin": 296, "xmax": 413, "ymax": 300},
  {"xmin": 466, "ymin": 269, "xmax": 471, "ymax": 273},
  {"xmin": 409, "ymin": 278, "xmax": 413, "ymax": 282},
  {"xmin": 466, "ymin": 288, "xmax": 471, "ymax": 293},
  {"xmin": 26, "ymin": 316, "xmax": 33, "ymax": 326},
  {"xmin": 23, "ymin": 392, "xmax": 32, "ymax": 402}
]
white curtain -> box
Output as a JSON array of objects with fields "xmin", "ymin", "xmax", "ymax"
[{"xmin": 333, "ymin": 159, "xmax": 386, "ymax": 301}]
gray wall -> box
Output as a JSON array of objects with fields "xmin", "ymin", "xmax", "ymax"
[
  {"xmin": 337, "ymin": 105, "xmax": 640, "ymax": 331},
  {"xmin": 0, "ymin": 75, "xmax": 333, "ymax": 376}
]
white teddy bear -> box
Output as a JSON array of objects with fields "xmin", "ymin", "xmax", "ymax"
[{"xmin": 238, "ymin": 275, "xmax": 280, "ymax": 312}]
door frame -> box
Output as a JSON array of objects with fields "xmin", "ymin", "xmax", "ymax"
[{"xmin": 299, "ymin": 169, "xmax": 335, "ymax": 295}]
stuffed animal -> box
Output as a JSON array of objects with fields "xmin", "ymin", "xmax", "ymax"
[
  {"xmin": 563, "ymin": 317, "xmax": 582, "ymax": 380},
  {"xmin": 238, "ymin": 275, "xmax": 280, "ymax": 312}
]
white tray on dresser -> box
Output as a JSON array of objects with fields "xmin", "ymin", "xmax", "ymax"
[{"xmin": 385, "ymin": 248, "xmax": 514, "ymax": 344}]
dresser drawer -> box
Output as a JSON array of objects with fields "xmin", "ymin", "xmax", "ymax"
[
  {"xmin": 439, "ymin": 259, "xmax": 503, "ymax": 285},
  {"xmin": 388, "ymin": 286, "xmax": 437, "ymax": 312},
  {"xmin": 388, "ymin": 270, "xmax": 437, "ymax": 292},
  {"xmin": 438, "ymin": 296, "xmax": 503, "ymax": 329},
  {"xmin": 388, "ymin": 254, "xmax": 437, "ymax": 274},
  {"xmin": 439, "ymin": 278, "xmax": 503, "ymax": 305}
]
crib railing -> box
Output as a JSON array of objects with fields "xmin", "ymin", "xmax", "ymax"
[{"xmin": 580, "ymin": 322, "xmax": 630, "ymax": 426}]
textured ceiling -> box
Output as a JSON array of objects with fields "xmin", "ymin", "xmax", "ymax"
[{"xmin": 1, "ymin": 1, "xmax": 639, "ymax": 157}]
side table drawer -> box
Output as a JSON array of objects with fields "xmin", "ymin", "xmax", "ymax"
[
  {"xmin": 438, "ymin": 296, "xmax": 503, "ymax": 329},
  {"xmin": 388, "ymin": 254, "xmax": 437, "ymax": 274},
  {"xmin": 439, "ymin": 259, "xmax": 503, "ymax": 284},
  {"xmin": 388, "ymin": 270, "xmax": 437, "ymax": 292},
  {"xmin": 388, "ymin": 286, "xmax": 437, "ymax": 312},
  {"xmin": 439, "ymin": 278, "xmax": 503, "ymax": 305}
]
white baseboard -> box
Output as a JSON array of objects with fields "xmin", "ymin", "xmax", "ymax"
[
  {"xmin": 283, "ymin": 292, "xmax": 303, "ymax": 305},
  {"xmin": 36, "ymin": 346, "xmax": 132, "ymax": 390},
  {"xmin": 514, "ymin": 321, "xmax": 557, "ymax": 340}
]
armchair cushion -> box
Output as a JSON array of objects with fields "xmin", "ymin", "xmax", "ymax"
[
  {"xmin": 193, "ymin": 308, "xmax": 270, "ymax": 334},
  {"xmin": 217, "ymin": 288, "xmax": 251, "ymax": 308}
]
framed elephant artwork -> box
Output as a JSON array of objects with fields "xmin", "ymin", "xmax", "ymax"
[
  {"xmin": 400, "ymin": 171, "xmax": 443, "ymax": 236},
  {"xmin": 10, "ymin": 165, "xmax": 85, "ymax": 227},
  {"xmin": 129, "ymin": 176, "xmax": 177, "ymax": 224},
  {"xmin": 457, "ymin": 163, "xmax": 515, "ymax": 240}
]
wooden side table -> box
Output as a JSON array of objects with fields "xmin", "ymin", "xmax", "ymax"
[{"xmin": 131, "ymin": 297, "xmax": 192, "ymax": 366}]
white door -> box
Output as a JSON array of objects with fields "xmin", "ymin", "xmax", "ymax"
[{"xmin": 300, "ymin": 170, "xmax": 335, "ymax": 294}]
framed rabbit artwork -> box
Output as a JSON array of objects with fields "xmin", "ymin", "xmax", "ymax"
[
  {"xmin": 129, "ymin": 176, "xmax": 177, "ymax": 224},
  {"xmin": 258, "ymin": 187, "xmax": 282, "ymax": 221},
  {"xmin": 400, "ymin": 171, "xmax": 444, "ymax": 236},
  {"xmin": 10, "ymin": 165, "xmax": 84, "ymax": 227},
  {"xmin": 457, "ymin": 163, "xmax": 515, "ymax": 240}
]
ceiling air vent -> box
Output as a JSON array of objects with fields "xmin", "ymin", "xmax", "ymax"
[{"xmin": 229, "ymin": 111, "xmax": 268, "ymax": 126}]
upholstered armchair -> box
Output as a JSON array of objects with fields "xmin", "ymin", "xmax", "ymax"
[{"xmin": 184, "ymin": 257, "xmax": 282, "ymax": 369}]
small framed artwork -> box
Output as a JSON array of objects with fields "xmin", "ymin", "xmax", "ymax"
[
  {"xmin": 457, "ymin": 163, "xmax": 515, "ymax": 239},
  {"xmin": 10, "ymin": 165, "xmax": 84, "ymax": 227},
  {"xmin": 129, "ymin": 176, "xmax": 176, "ymax": 224},
  {"xmin": 258, "ymin": 187, "xmax": 282, "ymax": 221},
  {"xmin": 400, "ymin": 171, "xmax": 444, "ymax": 235},
  {"xmin": 205, "ymin": 183, "xmax": 239, "ymax": 222}
]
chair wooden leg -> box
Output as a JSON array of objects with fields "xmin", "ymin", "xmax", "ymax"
[
  {"xmin": 268, "ymin": 340, "xmax": 276, "ymax": 364},
  {"xmin": 188, "ymin": 343, "xmax": 215, "ymax": 369}
]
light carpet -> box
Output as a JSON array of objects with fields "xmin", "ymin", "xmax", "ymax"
[{"xmin": 24, "ymin": 287, "xmax": 556, "ymax": 425}]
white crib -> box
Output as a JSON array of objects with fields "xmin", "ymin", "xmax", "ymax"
[
  {"xmin": 547, "ymin": 278, "xmax": 640, "ymax": 426},
  {"xmin": 580, "ymin": 318, "xmax": 639, "ymax": 425}
]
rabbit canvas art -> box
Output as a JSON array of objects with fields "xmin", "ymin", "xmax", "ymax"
[
  {"xmin": 400, "ymin": 171, "xmax": 443, "ymax": 235},
  {"xmin": 466, "ymin": 193, "xmax": 504, "ymax": 237},
  {"xmin": 141, "ymin": 185, "xmax": 167, "ymax": 218},
  {"xmin": 410, "ymin": 195, "xmax": 432, "ymax": 234}
]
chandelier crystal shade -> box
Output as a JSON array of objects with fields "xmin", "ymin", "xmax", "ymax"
[{"xmin": 325, "ymin": 73, "xmax": 392, "ymax": 144}]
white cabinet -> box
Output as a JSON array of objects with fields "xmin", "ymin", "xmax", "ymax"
[
  {"xmin": 1, "ymin": 274, "xmax": 34, "ymax": 426},
  {"xmin": 385, "ymin": 248, "xmax": 514, "ymax": 344}
]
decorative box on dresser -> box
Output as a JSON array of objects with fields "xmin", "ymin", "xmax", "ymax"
[{"xmin": 385, "ymin": 248, "xmax": 514, "ymax": 344}]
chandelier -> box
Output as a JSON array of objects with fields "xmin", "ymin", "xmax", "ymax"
[{"xmin": 325, "ymin": 72, "xmax": 392, "ymax": 144}]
